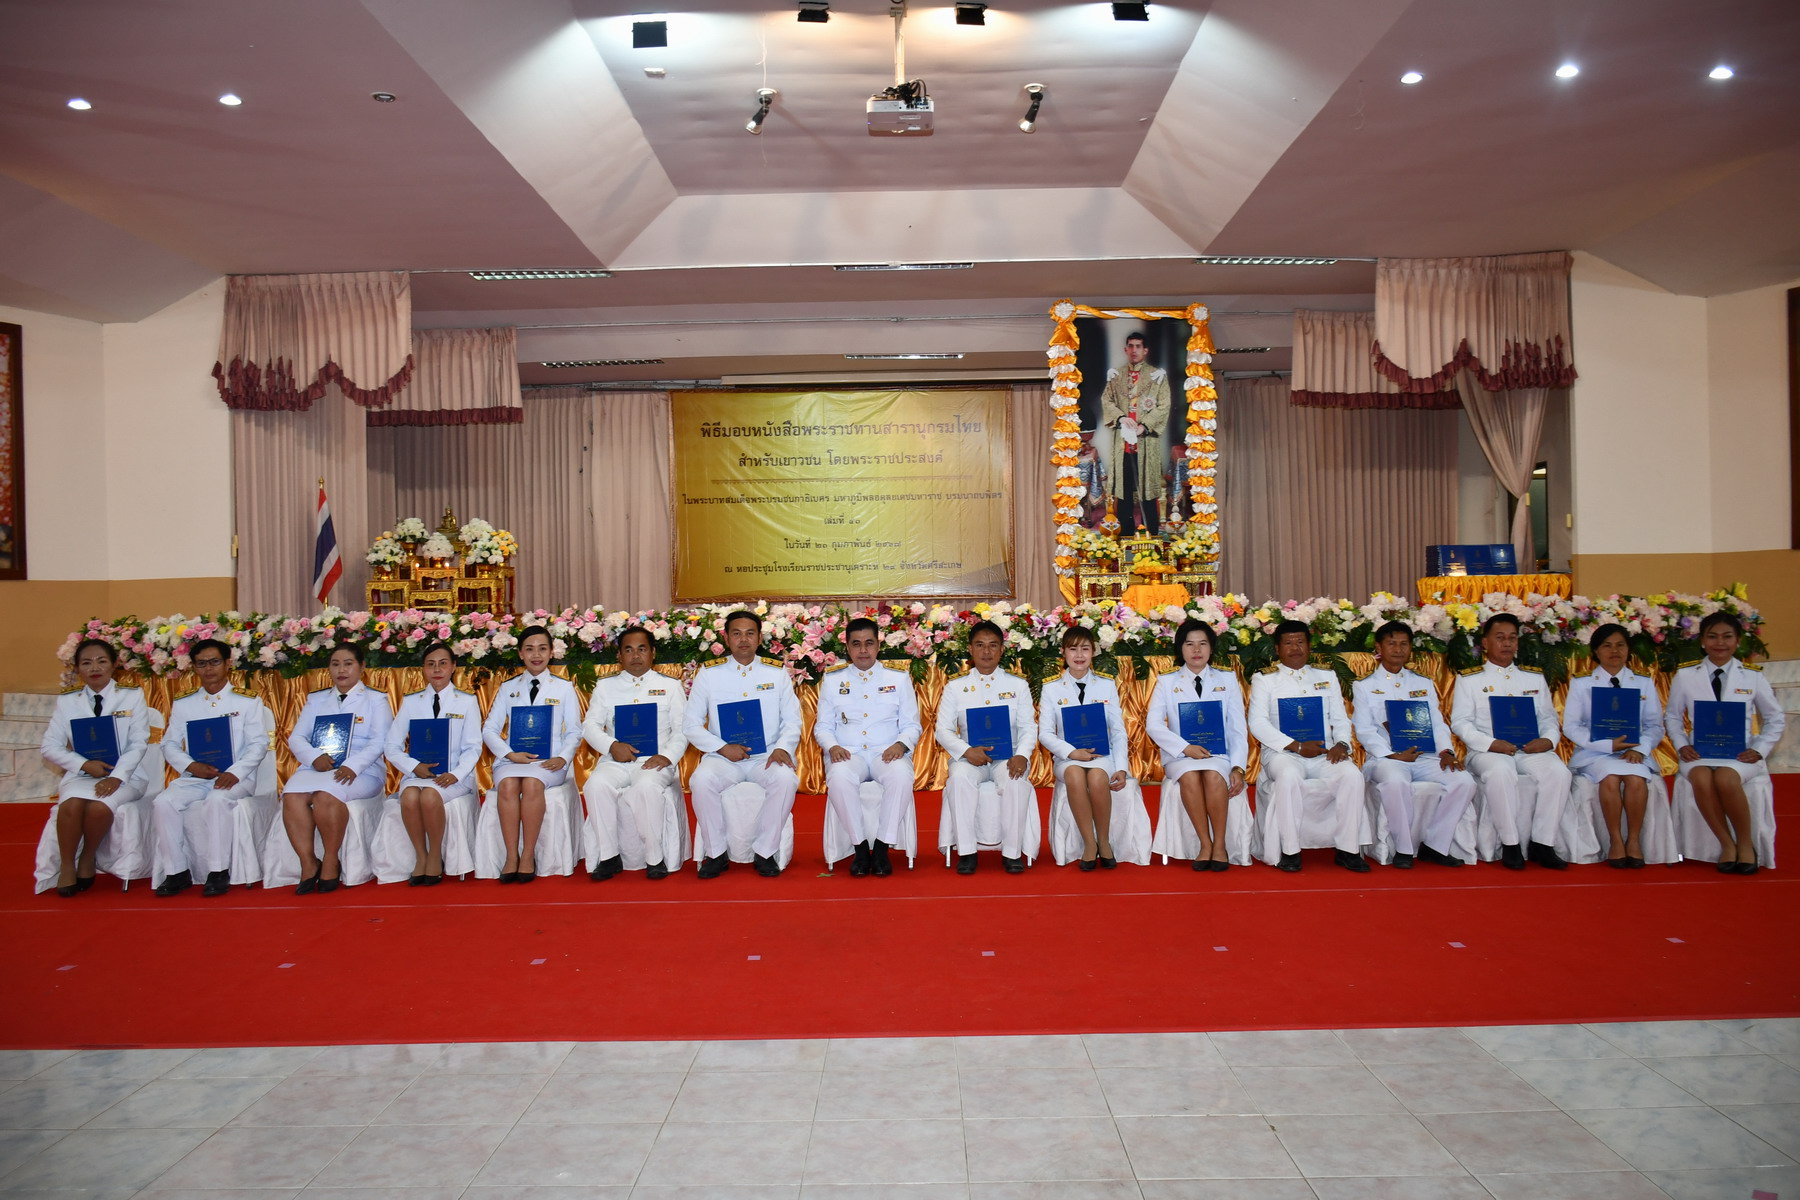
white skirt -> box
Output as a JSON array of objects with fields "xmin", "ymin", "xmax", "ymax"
[
  {"xmin": 1574, "ymin": 754, "xmax": 1659, "ymax": 784},
  {"xmin": 55, "ymin": 775, "xmax": 146, "ymax": 810},
  {"xmin": 1677, "ymin": 756, "xmax": 1770, "ymax": 785},
  {"xmin": 493, "ymin": 759, "xmax": 572, "ymax": 788},
  {"xmin": 284, "ymin": 768, "xmax": 386, "ymax": 802},
  {"xmin": 394, "ymin": 776, "xmax": 476, "ymax": 803},
  {"xmin": 1052, "ymin": 753, "xmax": 1129, "ymax": 778},
  {"xmin": 1161, "ymin": 754, "xmax": 1237, "ymax": 784}
]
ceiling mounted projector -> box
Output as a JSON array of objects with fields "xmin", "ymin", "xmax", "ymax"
[{"xmin": 868, "ymin": 79, "xmax": 932, "ymax": 135}]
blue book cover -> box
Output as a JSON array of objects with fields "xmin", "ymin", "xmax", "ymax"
[
  {"xmin": 1385, "ymin": 700, "xmax": 1436, "ymax": 755},
  {"xmin": 408, "ymin": 717, "xmax": 450, "ymax": 772},
  {"xmin": 966, "ymin": 704, "xmax": 1014, "ymax": 762},
  {"xmin": 1177, "ymin": 699, "xmax": 1227, "ymax": 757},
  {"xmin": 612, "ymin": 702, "xmax": 659, "ymax": 759},
  {"xmin": 310, "ymin": 712, "xmax": 354, "ymax": 767},
  {"xmin": 1061, "ymin": 701, "xmax": 1110, "ymax": 757},
  {"xmin": 1488, "ymin": 696, "xmax": 1538, "ymax": 746},
  {"xmin": 1692, "ymin": 700, "xmax": 1748, "ymax": 759},
  {"xmin": 508, "ymin": 704, "xmax": 554, "ymax": 759},
  {"xmin": 186, "ymin": 715, "xmax": 235, "ymax": 771},
  {"xmin": 718, "ymin": 699, "xmax": 767, "ymax": 756},
  {"xmin": 1276, "ymin": 695, "xmax": 1326, "ymax": 744},
  {"xmin": 1589, "ymin": 687, "xmax": 1641, "ymax": 745},
  {"xmin": 70, "ymin": 715, "xmax": 119, "ymax": 767}
]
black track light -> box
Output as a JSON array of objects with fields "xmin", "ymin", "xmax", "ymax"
[
  {"xmin": 955, "ymin": 2, "xmax": 986, "ymax": 25},
  {"xmin": 1112, "ymin": 1, "xmax": 1148, "ymax": 19},
  {"xmin": 797, "ymin": 0, "xmax": 829, "ymax": 22}
]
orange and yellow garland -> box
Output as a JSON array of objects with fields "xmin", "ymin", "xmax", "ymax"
[{"xmin": 1046, "ymin": 301, "xmax": 1219, "ymax": 577}]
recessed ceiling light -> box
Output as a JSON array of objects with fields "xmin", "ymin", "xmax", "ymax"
[
  {"xmin": 66, "ymin": 97, "xmax": 92, "ymax": 110},
  {"xmin": 467, "ymin": 268, "xmax": 614, "ymax": 280},
  {"xmin": 218, "ymin": 92, "xmax": 243, "ymax": 106},
  {"xmin": 833, "ymin": 262, "xmax": 975, "ymax": 272},
  {"xmin": 371, "ymin": 91, "xmax": 397, "ymax": 103},
  {"xmin": 1709, "ymin": 65, "xmax": 1735, "ymax": 80},
  {"xmin": 1193, "ymin": 255, "xmax": 1348, "ymax": 266},
  {"xmin": 1111, "ymin": 1, "xmax": 1148, "ymax": 20},
  {"xmin": 541, "ymin": 359, "xmax": 665, "ymax": 368},
  {"xmin": 644, "ymin": 67, "xmax": 667, "ymax": 77},
  {"xmin": 1399, "ymin": 71, "xmax": 1423, "ymax": 85},
  {"xmin": 844, "ymin": 353, "xmax": 966, "ymax": 360},
  {"xmin": 955, "ymin": 2, "xmax": 986, "ymax": 25},
  {"xmin": 1554, "ymin": 63, "xmax": 1579, "ymax": 79},
  {"xmin": 632, "ymin": 19, "xmax": 668, "ymax": 48}
]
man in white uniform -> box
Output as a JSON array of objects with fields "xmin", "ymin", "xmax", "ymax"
[
  {"xmin": 1247, "ymin": 620, "xmax": 1369, "ymax": 873},
  {"xmin": 584, "ymin": 626, "xmax": 688, "ymax": 881},
  {"xmin": 153, "ymin": 639, "xmax": 271, "ymax": 897},
  {"xmin": 934, "ymin": 620, "xmax": 1039, "ymax": 874},
  {"xmin": 1450, "ymin": 612, "xmax": 1571, "ymax": 871},
  {"xmin": 1351, "ymin": 621, "xmax": 1473, "ymax": 868},
  {"xmin": 816, "ymin": 617, "xmax": 921, "ymax": 877},
  {"xmin": 684, "ymin": 610, "xmax": 802, "ymax": 878}
]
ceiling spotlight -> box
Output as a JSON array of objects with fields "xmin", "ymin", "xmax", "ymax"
[
  {"xmin": 218, "ymin": 92, "xmax": 243, "ymax": 106},
  {"xmin": 1018, "ymin": 83, "xmax": 1044, "ymax": 133},
  {"xmin": 1554, "ymin": 62, "xmax": 1579, "ymax": 79},
  {"xmin": 66, "ymin": 97, "xmax": 92, "ymax": 110},
  {"xmin": 797, "ymin": 0, "xmax": 829, "ymax": 23},
  {"xmin": 955, "ymin": 1, "xmax": 986, "ymax": 25},
  {"xmin": 632, "ymin": 19, "xmax": 668, "ymax": 48},
  {"xmin": 1111, "ymin": 2, "xmax": 1148, "ymax": 20},
  {"xmin": 467, "ymin": 268, "xmax": 613, "ymax": 280},
  {"xmin": 1399, "ymin": 71, "xmax": 1423, "ymax": 85},
  {"xmin": 746, "ymin": 87, "xmax": 777, "ymax": 135},
  {"xmin": 371, "ymin": 91, "xmax": 397, "ymax": 102},
  {"xmin": 1709, "ymin": 64, "xmax": 1734, "ymax": 80}
]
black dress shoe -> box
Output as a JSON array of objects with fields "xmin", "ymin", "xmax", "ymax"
[
  {"xmin": 956, "ymin": 853, "xmax": 978, "ymax": 875},
  {"xmin": 55, "ymin": 883, "xmax": 79, "ymax": 898},
  {"xmin": 296, "ymin": 872, "xmax": 321, "ymax": 895},
  {"xmin": 423, "ymin": 874, "xmax": 444, "ymax": 886},
  {"xmin": 1002, "ymin": 856, "xmax": 1026, "ymax": 874},
  {"xmin": 409, "ymin": 874, "xmax": 429, "ymax": 886},
  {"xmin": 1716, "ymin": 859, "xmax": 1739, "ymax": 874},
  {"xmin": 1391, "ymin": 853, "xmax": 1414, "ymax": 870},
  {"xmin": 871, "ymin": 841, "xmax": 894, "ymax": 876},
  {"xmin": 697, "ymin": 853, "xmax": 731, "ymax": 879},
  {"xmin": 849, "ymin": 842, "xmax": 872, "ymax": 877},
  {"xmin": 1735, "ymin": 859, "xmax": 1759, "ymax": 875},
  {"xmin": 1097, "ymin": 855, "xmax": 1117, "ymax": 870},
  {"xmin": 203, "ymin": 871, "xmax": 231, "ymax": 897},
  {"xmin": 1335, "ymin": 850, "xmax": 1371, "ymax": 874},
  {"xmin": 1500, "ymin": 843, "xmax": 1526, "ymax": 871},
  {"xmin": 1418, "ymin": 845, "xmax": 1464, "ymax": 868},
  {"xmin": 645, "ymin": 861, "xmax": 669, "ymax": 880},
  {"xmin": 74, "ymin": 874, "xmax": 96, "ymax": 892},
  {"xmin": 1210, "ymin": 857, "xmax": 1230, "ymax": 873},
  {"xmin": 753, "ymin": 854, "xmax": 781, "ymax": 878},
  {"xmin": 1624, "ymin": 857, "xmax": 1645, "ymax": 869},
  {"xmin": 155, "ymin": 870, "xmax": 193, "ymax": 897},
  {"xmin": 1527, "ymin": 841, "xmax": 1568, "ymax": 870},
  {"xmin": 514, "ymin": 869, "xmax": 536, "ymax": 884},
  {"xmin": 1079, "ymin": 856, "xmax": 1098, "ymax": 872},
  {"xmin": 1277, "ymin": 852, "xmax": 1302, "ymax": 873},
  {"xmin": 1605, "ymin": 856, "xmax": 1628, "ymax": 869},
  {"xmin": 318, "ymin": 874, "xmax": 341, "ymax": 894},
  {"xmin": 590, "ymin": 855, "xmax": 623, "ymax": 882},
  {"xmin": 499, "ymin": 871, "xmax": 518, "ymax": 884}
]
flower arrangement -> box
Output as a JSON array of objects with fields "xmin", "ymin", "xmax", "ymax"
[
  {"xmin": 459, "ymin": 518, "xmax": 494, "ymax": 544},
  {"xmin": 465, "ymin": 526, "xmax": 515, "ymax": 566},
  {"xmin": 1069, "ymin": 528, "xmax": 1120, "ymax": 562},
  {"xmin": 1129, "ymin": 546, "xmax": 1174, "ymax": 577},
  {"xmin": 365, "ymin": 534, "xmax": 405, "ymax": 569},
  {"xmin": 418, "ymin": 533, "xmax": 454, "ymax": 560},
  {"xmin": 1167, "ymin": 524, "xmax": 1219, "ymax": 562},
  {"xmin": 393, "ymin": 516, "xmax": 427, "ymax": 542}
]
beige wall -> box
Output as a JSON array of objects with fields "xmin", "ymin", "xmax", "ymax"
[
  {"xmin": 1, "ymin": 302, "xmax": 109, "ymax": 578},
  {"xmin": 0, "ymin": 577, "xmax": 237, "ymax": 693}
]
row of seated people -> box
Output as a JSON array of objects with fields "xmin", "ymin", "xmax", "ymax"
[{"xmin": 35, "ymin": 609, "xmax": 1782, "ymax": 898}]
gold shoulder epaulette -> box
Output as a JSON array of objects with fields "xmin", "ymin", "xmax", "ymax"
[
  {"xmin": 1519, "ymin": 664, "xmax": 1544, "ymax": 675},
  {"xmin": 308, "ymin": 684, "xmax": 335, "ymax": 696},
  {"xmin": 1258, "ymin": 664, "xmax": 1279, "ymax": 675},
  {"xmin": 232, "ymin": 685, "xmax": 259, "ymax": 699},
  {"xmin": 704, "ymin": 656, "xmax": 727, "ymax": 668},
  {"xmin": 1094, "ymin": 667, "xmax": 1117, "ymax": 680},
  {"xmin": 1457, "ymin": 665, "xmax": 1484, "ymax": 677},
  {"xmin": 760, "ymin": 655, "xmax": 785, "ymax": 668},
  {"xmin": 174, "ymin": 684, "xmax": 198, "ymax": 701},
  {"xmin": 822, "ymin": 662, "xmax": 849, "ymax": 674},
  {"xmin": 403, "ymin": 685, "xmax": 429, "ymax": 696},
  {"xmin": 1570, "ymin": 664, "xmax": 1594, "ymax": 679},
  {"xmin": 946, "ymin": 665, "xmax": 972, "ymax": 681},
  {"xmin": 1744, "ymin": 661, "xmax": 1763, "ymax": 672},
  {"xmin": 880, "ymin": 661, "xmax": 911, "ymax": 673},
  {"xmin": 1678, "ymin": 656, "xmax": 1703, "ymax": 669},
  {"xmin": 61, "ymin": 683, "xmax": 82, "ymax": 694}
]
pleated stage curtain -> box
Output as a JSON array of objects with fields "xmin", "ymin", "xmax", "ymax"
[
  {"xmin": 1218, "ymin": 377, "xmax": 1458, "ymax": 602},
  {"xmin": 1009, "ymin": 382, "xmax": 1059, "ymax": 610},
  {"xmin": 588, "ymin": 389, "xmax": 675, "ymax": 615}
]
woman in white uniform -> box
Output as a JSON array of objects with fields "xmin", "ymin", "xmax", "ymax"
[
  {"xmin": 481, "ymin": 626, "xmax": 580, "ymax": 883},
  {"xmin": 281, "ymin": 643, "xmax": 394, "ymax": 893},
  {"xmin": 1037, "ymin": 626, "xmax": 1131, "ymax": 869},
  {"xmin": 1564, "ymin": 622, "xmax": 1663, "ymax": 868},
  {"xmin": 40, "ymin": 639, "xmax": 151, "ymax": 896},
  {"xmin": 1147, "ymin": 618, "xmax": 1248, "ymax": 871},
  {"xmin": 385, "ymin": 641, "xmax": 483, "ymax": 885}
]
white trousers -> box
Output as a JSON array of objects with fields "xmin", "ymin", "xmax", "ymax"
[
  {"xmin": 1260, "ymin": 750, "xmax": 1364, "ymax": 856},
  {"xmin": 943, "ymin": 759, "xmax": 1036, "ymax": 857},
  {"xmin": 152, "ymin": 775, "xmax": 253, "ymax": 879},
  {"xmin": 584, "ymin": 760, "xmax": 682, "ymax": 866},
  {"xmin": 690, "ymin": 754, "xmax": 799, "ymax": 859},
  {"xmin": 1367, "ymin": 757, "xmax": 1476, "ymax": 856},
  {"xmin": 824, "ymin": 751, "xmax": 914, "ymax": 846},
  {"xmin": 1467, "ymin": 749, "xmax": 1570, "ymax": 846}
]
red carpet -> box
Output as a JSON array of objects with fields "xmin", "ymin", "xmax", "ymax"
[{"xmin": 5, "ymin": 780, "xmax": 1798, "ymax": 1049}]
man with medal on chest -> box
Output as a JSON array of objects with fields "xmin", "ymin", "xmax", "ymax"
[
  {"xmin": 934, "ymin": 620, "xmax": 1040, "ymax": 874},
  {"xmin": 152, "ymin": 639, "xmax": 271, "ymax": 897},
  {"xmin": 1098, "ymin": 331, "xmax": 1171, "ymax": 534},
  {"xmin": 684, "ymin": 610, "xmax": 803, "ymax": 878},
  {"xmin": 583, "ymin": 625, "xmax": 689, "ymax": 881},
  {"xmin": 816, "ymin": 616, "xmax": 921, "ymax": 877}
]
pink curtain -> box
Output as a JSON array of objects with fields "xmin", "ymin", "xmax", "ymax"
[
  {"xmin": 1454, "ymin": 376, "xmax": 1555, "ymax": 565},
  {"xmin": 1009, "ymin": 383, "xmax": 1059, "ymax": 609},
  {"xmin": 588, "ymin": 389, "xmax": 676, "ymax": 614},
  {"xmin": 1290, "ymin": 309, "xmax": 1457, "ymax": 410},
  {"xmin": 1218, "ymin": 377, "xmax": 1458, "ymax": 601},
  {"xmin": 368, "ymin": 327, "xmax": 523, "ymax": 427},
  {"xmin": 1372, "ymin": 252, "xmax": 1577, "ymax": 393},
  {"xmin": 214, "ymin": 272, "xmax": 414, "ymax": 411}
]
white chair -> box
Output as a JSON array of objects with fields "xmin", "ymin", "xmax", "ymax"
[
  {"xmin": 1252, "ymin": 775, "xmax": 1381, "ymax": 866},
  {"xmin": 937, "ymin": 781, "xmax": 1041, "ymax": 866},
  {"xmin": 1363, "ymin": 779, "xmax": 1480, "ymax": 866},
  {"xmin": 372, "ymin": 789, "xmax": 480, "ymax": 883},
  {"xmin": 1671, "ymin": 771, "xmax": 1777, "ymax": 869},
  {"xmin": 1468, "ymin": 769, "xmax": 1599, "ymax": 864},
  {"xmin": 261, "ymin": 792, "xmax": 386, "ymax": 887},
  {"xmin": 149, "ymin": 726, "xmax": 284, "ymax": 889},
  {"xmin": 473, "ymin": 780, "xmax": 585, "ymax": 878},
  {"xmin": 1149, "ymin": 780, "xmax": 1255, "ymax": 866},
  {"xmin": 823, "ymin": 779, "xmax": 917, "ymax": 869},
  {"xmin": 582, "ymin": 777, "xmax": 692, "ymax": 874},
  {"xmin": 1573, "ymin": 774, "xmax": 1678, "ymax": 866},
  {"xmin": 696, "ymin": 780, "xmax": 794, "ymax": 869},
  {"xmin": 1048, "ymin": 777, "xmax": 1152, "ymax": 866},
  {"xmin": 32, "ymin": 710, "xmax": 167, "ymax": 894}
]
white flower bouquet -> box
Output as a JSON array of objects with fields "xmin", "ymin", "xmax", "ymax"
[{"xmin": 366, "ymin": 534, "xmax": 405, "ymax": 568}]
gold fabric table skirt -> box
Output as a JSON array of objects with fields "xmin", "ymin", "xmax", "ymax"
[
  {"xmin": 1418, "ymin": 573, "xmax": 1573, "ymax": 604},
  {"xmin": 1119, "ymin": 582, "xmax": 1190, "ymax": 613}
]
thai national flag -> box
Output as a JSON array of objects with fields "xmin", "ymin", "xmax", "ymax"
[{"xmin": 312, "ymin": 480, "xmax": 343, "ymax": 605}]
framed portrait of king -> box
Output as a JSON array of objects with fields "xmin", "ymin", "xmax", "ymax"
[{"xmin": 0, "ymin": 323, "xmax": 21, "ymax": 579}]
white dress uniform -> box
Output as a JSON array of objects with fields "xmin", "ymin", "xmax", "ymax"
[
  {"xmin": 483, "ymin": 670, "xmax": 582, "ymax": 787},
  {"xmin": 42, "ymin": 682, "xmax": 152, "ymax": 809},
  {"xmin": 1247, "ymin": 663, "xmax": 1365, "ymax": 859},
  {"xmin": 934, "ymin": 666, "xmax": 1040, "ymax": 860},
  {"xmin": 685, "ymin": 656, "xmax": 803, "ymax": 861},
  {"xmin": 1664, "ymin": 657, "xmax": 1785, "ymax": 784},
  {"xmin": 1351, "ymin": 665, "xmax": 1474, "ymax": 857},
  {"xmin": 582, "ymin": 668, "xmax": 690, "ymax": 868},
  {"xmin": 1449, "ymin": 658, "xmax": 1571, "ymax": 849},
  {"xmin": 1147, "ymin": 665, "xmax": 1249, "ymax": 782},
  {"xmin": 1565, "ymin": 666, "xmax": 1664, "ymax": 783},
  {"xmin": 815, "ymin": 660, "xmax": 921, "ymax": 849},
  {"xmin": 1038, "ymin": 670, "xmax": 1130, "ymax": 778},
  {"xmin": 386, "ymin": 684, "xmax": 484, "ymax": 801},
  {"xmin": 285, "ymin": 683, "xmax": 394, "ymax": 801},
  {"xmin": 152, "ymin": 683, "xmax": 271, "ymax": 882}
]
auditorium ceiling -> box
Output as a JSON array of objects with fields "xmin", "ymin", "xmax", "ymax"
[{"xmin": 2, "ymin": 0, "xmax": 1797, "ymax": 384}]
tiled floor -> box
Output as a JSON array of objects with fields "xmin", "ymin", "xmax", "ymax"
[{"xmin": 2, "ymin": 1020, "xmax": 1798, "ymax": 1200}]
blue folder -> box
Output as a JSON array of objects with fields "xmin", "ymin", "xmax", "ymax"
[
  {"xmin": 1177, "ymin": 699, "xmax": 1227, "ymax": 757},
  {"xmin": 966, "ymin": 704, "xmax": 1014, "ymax": 762},
  {"xmin": 1692, "ymin": 700, "xmax": 1748, "ymax": 759},
  {"xmin": 1061, "ymin": 702, "xmax": 1110, "ymax": 757},
  {"xmin": 508, "ymin": 704, "xmax": 554, "ymax": 759},
  {"xmin": 408, "ymin": 717, "xmax": 450, "ymax": 773},
  {"xmin": 1385, "ymin": 700, "xmax": 1436, "ymax": 755},
  {"xmin": 1488, "ymin": 696, "xmax": 1538, "ymax": 747},
  {"xmin": 186, "ymin": 715, "xmax": 235, "ymax": 771},
  {"xmin": 612, "ymin": 702, "xmax": 659, "ymax": 759},
  {"xmin": 1589, "ymin": 687, "xmax": 1641, "ymax": 745},
  {"xmin": 70, "ymin": 715, "xmax": 119, "ymax": 768},
  {"xmin": 310, "ymin": 712, "xmax": 354, "ymax": 767},
  {"xmin": 1276, "ymin": 696, "xmax": 1325, "ymax": 745},
  {"xmin": 718, "ymin": 699, "xmax": 767, "ymax": 756}
]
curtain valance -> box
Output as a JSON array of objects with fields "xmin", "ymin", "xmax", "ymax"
[
  {"xmin": 1290, "ymin": 309, "xmax": 1458, "ymax": 410},
  {"xmin": 1373, "ymin": 252, "xmax": 1577, "ymax": 394},
  {"xmin": 213, "ymin": 271, "xmax": 414, "ymax": 411},
  {"xmin": 366, "ymin": 327, "xmax": 523, "ymax": 427}
]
